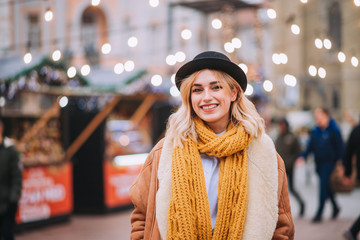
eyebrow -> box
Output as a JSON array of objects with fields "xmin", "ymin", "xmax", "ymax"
[{"xmin": 192, "ymin": 81, "xmax": 221, "ymax": 87}]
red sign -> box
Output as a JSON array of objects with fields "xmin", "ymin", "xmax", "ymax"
[
  {"xmin": 16, "ymin": 162, "xmax": 73, "ymax": 224},
  {"xmin": 103, "ymin": 160, "xmax": 143, "ymax": 208}
]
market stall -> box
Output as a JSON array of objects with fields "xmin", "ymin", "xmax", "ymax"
[
  {"xmin": 65, "ymin": 93, "xmax": 170, "ymax": 213},
  {"xmin": 0, "ymin": 57, "xmax": 89, "ymax": 229},
  {"xmin": 0, "ymin": 56, "xmax": 173, "ymax": 222},
  {"xmin": 1, "ymin": 94, "xmax": 73, "ymax": 229}
]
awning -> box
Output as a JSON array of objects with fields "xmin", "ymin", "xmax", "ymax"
[{"xmin": 171, "ymin": 0, "xmax": 260, "ymax": 14}]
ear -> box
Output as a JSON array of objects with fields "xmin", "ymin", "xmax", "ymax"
[{"xmin": 230, "ymin": 87, "xmax": 239, "ymax": 102}]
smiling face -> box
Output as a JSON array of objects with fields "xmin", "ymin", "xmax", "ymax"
[{"xmin": 190, "ymin": 70, "xmax": 238, "ymax": 133}]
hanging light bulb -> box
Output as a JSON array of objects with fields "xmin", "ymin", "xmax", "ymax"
[
  {"xmin": 279, "ymin": 53, "xmax": 288, "ymax": 64},
  {"xmin": 267, "ymin": 9, "xmax": 277, "ymax": 19},
  {"xmin": 351, "ymin": 56, "xmax": 359, "ymax": 67},
  {"xmin": 323, "ymin": 38, "xmax": 332, "ymax": 49},
  {"xmin": 81, "ymin": 65, "xmax": 91, "ymax": 76},
  {"xmin": 124, "ymin": 60, "xmax": 135, "ymax": 72},
  {"xmin": 175, "ymin": 51, "xmax": 186, "ymax": 62},
  {"xmin": 224, "ymin": 42, "xmax": 235, "ymax": 53},
  {"xmin": 101, "ymin": 43, "xmax": 111, "ymax": 54},
  {"xmin": 24, "ymin": 52, "xmax": 32, "ymax": 64},
  {"xmin": 170, "ymin": 86, "xmax": 180, "ymax": 97},
  {"xmin": 315, "ymin": 38, "xmax": 323, "ymax": 49},
  {"xmin": 166, "ymin": 54, "xmax": 176, "ymax": 66},
  {"xmin": 284, "ymin": 74, "xmax": 297, "ymax": 87},
  {"xmin": 44, "ymin": 8, "xmax": 53, "ymax": 22},
  {"xmin": 149, "ymin": 0, "xmax": 159, "ymax": 7},
  {"xmin": 232, "ymin": 38, "xmax": 242, "ymax": 48},
  {"xmin": 354, "ymin": 0, "xmax": 360, "ymax": 7},
  {"xmin": 291, "ymin": 24, "xmax": 300, "ymax": 35},
  {"xmin": 300, "ymin": 0, "xmax": 308, "ymax": 3},
  {"xmin": 308, "ymin": 65, "xmax": 317, "ymax": 76},
  {"xmin": 245, "ymin": 84, "xmax": 254, "ymax": 96},
  {"xmin": 337, "ymin": 52, "xmax": 346, "ymax": 63},
  {"xmin": 52, "ymin": 50, "xmax": 61, "ymax": 61},
  {"xmin": 211, "ymin": 18, "xmax": 222, "ymax": 29},
  {"xmin": 58, "ymin": 96, "xmax": 69, "ymax": 108},
  {"xmin": 318, "ymin": 67, "xmax": 326, "ymax": 78},
  {"xmin": 263, "ymin": 80, "xmax": 273, "ymax": 92},
  {"xmin": 181, "ymin": 29, "xmax": 192, "ymax": 40},
  {"xmin": 151, "ymin": 75, "xmax": 163, "ymax": 86},
  {"xmin": 128, "ymin": 36, "xmax": 138, "ymax": 47},
  {"xmin": 67, "ymin": 66, "xmax": 77, "ymax": 78},
  {"xmin": 91, "ymin": 0, "xmax": 100, "ymax": 6},
  {"xmin": 114, "ymin": 63, "xmax": 124, "ymax": 74},
  {"xmin": 238, "ymin": 63, "xmax": 248, "ymax": 74},
  {"xmin": 272, "ymin": 53, "xmax": 281, "ymax": 65}
]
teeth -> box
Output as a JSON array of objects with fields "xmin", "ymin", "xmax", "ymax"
[{"xmin": 202, "ymin": 105, "xmax": 216, "ymax": 110}]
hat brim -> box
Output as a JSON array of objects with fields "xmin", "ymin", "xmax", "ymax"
[{"xmin": 175, "ymin": 58, "xmax": 247, "ymax": 92}]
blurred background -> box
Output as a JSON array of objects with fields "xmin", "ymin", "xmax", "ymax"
[{"xmin": 0, "ymin": 0, "xmax": 359, "ymax": 239}]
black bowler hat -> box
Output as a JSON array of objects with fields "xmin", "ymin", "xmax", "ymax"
[{"xmin": 175, "ymin": 51, "xmax": 247, "ymax": 91}]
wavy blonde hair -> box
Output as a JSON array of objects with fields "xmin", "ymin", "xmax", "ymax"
[{"xmin": 166, "ymin": 69, "xmax": 265, "ymax": 147}]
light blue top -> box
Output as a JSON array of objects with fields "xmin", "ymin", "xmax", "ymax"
[{"xmin": 200, "ymin": 130, "xmax": 224, "ymax": 229}]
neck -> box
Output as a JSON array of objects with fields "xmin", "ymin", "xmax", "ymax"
[{"xmin": 207, "ymin": 121, "xmax": 229, "ymax": 134}]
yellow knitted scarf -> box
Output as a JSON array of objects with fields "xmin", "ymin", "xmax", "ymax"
[{"xmin": 167, "ymin": 119, "xmax": 252, "ymax": 239}]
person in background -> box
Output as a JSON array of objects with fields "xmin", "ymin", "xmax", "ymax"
[
  {"xmin": 0, "ymin": 119, "xmax": 23, "ymax": 240},
  {"xmin": 275, "ymin": 118, "xmax": 305, "ymax": 217},
  {"xmin": 343, "ymin": 123, "xmax": 360, "ymax": 240},
  {"xmin": 130, "ymin": 51, "xmax": 294, "ymax": 239},
  {"xmin": 298, "ymin": 107, "xmax": 344, "ymax": 223},
  {"xmin": 344, "ymin": 123, "xmax": 360, "ymax": 186}
]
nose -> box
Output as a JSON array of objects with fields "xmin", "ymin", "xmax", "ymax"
[{"xmin": 202, "ymin": 89, "xmax": 213, "ymax": 101}]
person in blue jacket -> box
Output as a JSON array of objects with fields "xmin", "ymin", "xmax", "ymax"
[{"xmin": 299, "ymin": 107, "xmax": 344, "ymax": 223}]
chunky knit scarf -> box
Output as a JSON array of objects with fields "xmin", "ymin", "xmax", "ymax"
[{"xmin": 166, "ymin": 119, "xmax": 252, "ymax": 239}]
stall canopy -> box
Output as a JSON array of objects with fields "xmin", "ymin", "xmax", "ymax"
[
  {"xmin": 171, "ymin": 0, "xmax": 260, "ymax": 13},
  {"xmin": 0, "ymin": 55, "xmax": 149, "ymax": 97}
]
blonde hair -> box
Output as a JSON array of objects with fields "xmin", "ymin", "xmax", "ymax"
[{"xmin": 166, "ymin": 69, "xmax": 265, "ymax": 147}]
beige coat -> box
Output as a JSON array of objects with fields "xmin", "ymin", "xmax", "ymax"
[{"xmin": 130, "ymin": 134, "xmax": 295, "ymax": 240}]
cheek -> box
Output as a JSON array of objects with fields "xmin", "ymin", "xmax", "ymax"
[
  {"xmin": 190, "ymin": 96, "xmax": 197, "ymax": 113},
  {"xmin": 190, "ymin": 94, "xmax": 199, "ymax": 107}
]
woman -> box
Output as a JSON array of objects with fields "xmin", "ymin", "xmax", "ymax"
[{"xmin": 130, "ymin": 51, "xmax": 294, "ymax": 239}]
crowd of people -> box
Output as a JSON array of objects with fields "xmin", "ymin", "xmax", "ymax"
[{"xmin": 274, "ymin": 108, "xmax": 359, "ymax": 240}]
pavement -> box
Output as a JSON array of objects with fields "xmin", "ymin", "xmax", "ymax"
[{"xmin": 15, "ymin": 161, "xmax": 360, "ymax": 240}]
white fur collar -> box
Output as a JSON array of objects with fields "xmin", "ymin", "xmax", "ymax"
[{"xmin": 156, "ymin": 134, "xmax": 278, "ymax": 239}]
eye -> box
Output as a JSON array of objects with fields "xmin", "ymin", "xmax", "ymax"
[
  {"xmin": 192, "ymin": 88, "xmax": 202, "ymax": 93},
  {"xmin": 212, "ymin": 84, "xmax": 222, "ymax": 90}
]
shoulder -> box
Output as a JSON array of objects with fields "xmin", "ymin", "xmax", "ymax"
[
  {"xmin": 142, "ymin": 138, "xmax": 165, "ymax": 169},
  {"xmin": 152, "ymin": 138, "xmax": 165, "ymax": 153},
  {"xmin": 248, "ymin": 133, "xmax": 276, "ymax": 157},
  {"xmin": 247, "ymin": 133, "xmax": 278, "ymax": 177}
]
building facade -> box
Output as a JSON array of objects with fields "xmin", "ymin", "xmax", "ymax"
[
  {"xmin": 268, "ymin": 0, "xmax": 360, "ymax": 122},
  {"xmin": 0, "ymin": 0, "xmax": 359, "ymax": 123}
]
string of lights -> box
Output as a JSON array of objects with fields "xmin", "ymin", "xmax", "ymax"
[{"xmin": 1, "ymin": 0, "xmax": 360, "ymax": 100}]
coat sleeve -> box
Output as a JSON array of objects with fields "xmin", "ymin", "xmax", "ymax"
[
  {"xmin": 272, "ymin": 154, "xmax": 295, "ymax": 240},
  {"xmin": 129, "ymin": 155, "xmax": 154, "ymax": 240},
  {"xmin": 129, "ymin": 140, "xmax": 163, "ymax": 240}
]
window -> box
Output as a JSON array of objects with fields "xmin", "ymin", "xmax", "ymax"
[
  {"xmin": 328, "ymin": 2, "xmax": 342, "ymax": 51},
  {"xmin": 27, "ymin": 14, "xmax": 41, "ymax": 50}
]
